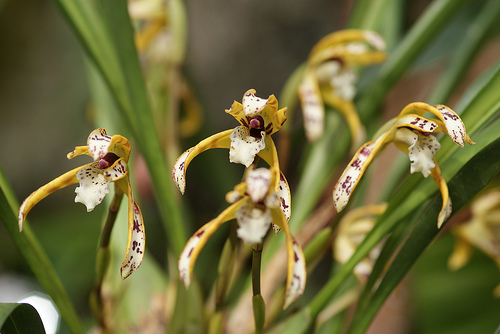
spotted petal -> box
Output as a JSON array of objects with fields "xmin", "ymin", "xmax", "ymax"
[
  {"xmin": 18, "ymin": 165, "xmax": 85, "ymax": 231},
  {"xmin": 395, "ymin": 128, "xmax": 440, "ymax": 178},
  {"xmin": 87, "ymin": 128, "xmax": 112, "ymax": 161},
  {"xmin": 119, "ymin": 179, "xmax": 146, "ymax": 279},
  {"xmin": 271, "ymin": 208, "xmax": 306, "ymax": 309},
  {"xmin": 298, "ymin": 72, "xmax": 324, "ymax": 141},
  {"xmin": 235, "ymin": 201, "xmax": 272, "ymax": 244},
  {"xmin": 333, "ymin": 132, "xmax": 390, "ymax": 212},
  {"xmin": 434, "ymin": 105, "xmax": 471, "ymax": 147},
  {"xmin": 246, "ymin": 168, "xmax": 272, "ymax": 203},
  {"xmin": 178, "ymin": 199, "xmax": 245, "ymax": 287},
  {"xmin": 74, "ymin": 163, "xmax": 111, "ymax": 212},
  {"xmin": 172, "ymin": 130, "xmax": 232, "ymax": 194},
  {"xmin": 229, "ymin": 126, "xmax": 265, "ymax": 167},
  {"xmin": 278, "ymin": 172, "xmax": 291, "ymax": 221}
]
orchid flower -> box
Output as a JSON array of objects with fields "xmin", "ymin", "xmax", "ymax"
[
  {"xmin": 333, "ymin": 102, "xmax": 474, "ymax": 228},
  {"xmin": 334, "ymin": 203, "xmax": 387, "ymax": 282},
  {"xmin": 18, "ymin": 129, "xmax": 145, "ymax": 279},
  {"xmin": 448, "ymin": 189, "xmax": 500, "ymax": 296},
  {"xmin": 178, "ymin": 167, "xmax": 306, "ymax": 309},
  {"xmin": 298, "ymin": 29, "xmax": 386, "ymax": 146},
  {"xmin": 172, "ymin": 89, "xmax": 287, "ymax": 194}
]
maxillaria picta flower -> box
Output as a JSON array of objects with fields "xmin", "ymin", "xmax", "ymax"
[
  {"xmin": 18, "ymin": 129, "xmax": 145, "ymax": 279},
  {"xmin": 177, "ymin": 167, "xmax": 306, "ymax": 309},
  {"xmin": 334, "ymin": 203, "xmax": 387, "ymax": 282},
  {"xmin": 448, "ymin": 188, "xmax": 500, "ymax": 296},
  {"xmin": 298, "ymin": 29, "xmax": 386, "ymax": 145},
  {"xmin": 333, "ymin": 102, "xmax": 474, "ymax": 228},
  {"xmin": 172, "ymin": 89, "xmax": 287, "ymax": 194}
]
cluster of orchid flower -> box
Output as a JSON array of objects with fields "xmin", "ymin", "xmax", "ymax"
[{"xmin": 17, "ymin": 28, "xmax": 482, "ymax": 322}]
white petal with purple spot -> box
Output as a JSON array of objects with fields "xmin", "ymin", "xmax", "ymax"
[
  {"xmin": 87, "ymin": 129, "xmax": 112, "ymax": 161},
  {"xmin": 397, "ymin": 129, "xmax": 440, "ymax": 178},
  {"xmin": 242, "ymin": 90, "xmax": 268, "ymax": 116},
  {"xmin": 283, "ymin": 240, "xmax": 307, "ymax": 309},
  {"xmin": 121, "ymin": 201, "xmax": 145, "ymax": 279},
  {"xmin": 435, "ymin": 105, "xmax": 467, "ymax": 147},
  {"xmin": 229, "ymin": 126, "xmax": 265, "ymax": 167},
  {"xmin": 246, "ymin": 168, "xmax": 272, "ymax": 203},
  {"xmin": 235, "ymin": 202, "xmax": 272, "ymax": 244},
  {"xmin": 74, "ymin": 164, "xmax": 110, "ymax": 212}
]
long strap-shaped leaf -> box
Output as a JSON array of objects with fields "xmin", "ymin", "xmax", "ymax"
[
  {"xmin": 0, "ymin": 169, "xmax": 84, "ymax": 334},
  {"xmin": 347, "ymin": 129, "xmax": 500, "ymax": 334}
]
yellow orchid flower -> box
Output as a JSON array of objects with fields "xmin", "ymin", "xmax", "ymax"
[
  {"xmin": 448, "ymin": 188, "xmax": 500, "ymax": 297},
  {"xmin": 333, "ymin": 102, "xmax": 474, "ymax": 228},
  {"xmin": 18, "ymin": 129, "xmax": 145, "ymax": 279},
  {"xmin": 298, "ymin": 29, "xmax": 386, "ymax": 146},
  {"xmin": 172, "ymin": 89, "xmax": 287, "ymax": 194},
  {"xmin": 334, "ymin": 203, "xmax": 387, "ymax": 282},
  {"xmin": 178, "ymin": 167, "xmax": 306, "ymax": 309}
]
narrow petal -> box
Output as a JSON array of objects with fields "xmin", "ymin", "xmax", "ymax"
[
  {"xmin": 321, "ymin": 93, "xmax": 365, "ymax": 151},
  {"xmin": 246, "ymin": 168, "xmax": 272, "ymax": 203},
  {"xmin": 271, "ymin": 209, "xmax": 306, "ymax": 309},
  {"xmin": 298, "ymin": 72, "xmax": 324, "ymax": 141},
  {"xmin": 172, "ymin": 130, "xmax": 232, "ymax": 194},
  {"xmin": 278, "ymin": 172, "xmax": 291, "ymax": 221},
  {"xmin": 120, "ymin": 180, "xmax": 146, "ymax": 279},
  {"xmin": 18, "ymin": 165, "xmax": 86, "ymax": 231},
  {"xmin": 430, "ymin": 162, "xmax": 452, "ymax": 228},
  {"xmin": 396, "ymin": 114, "xmax": 440, "ymax": 133},
  {"xmin": 235, "ymin": 201, "xmax": 273, "ymax": 244},
  {"xmin": 256, "ymin": 136, "xmax": 281, "ymax": 191},
  {"xmin": 67, "ymin": 145, "xmax": 90, "ymax": 160},
  {"xmin": 333, "ymin": 133, "xmax": 390, "ymax": 212},
  {"xmin": 434, "ymin": 105, "xmax": 469, "ymax": 147},
  {"xmin": 229, "ymin": 126, "xmax": 265, "ymax": 167},
  {"xmin": 74, "ymin": 163, "xmax": 111, "ymax": 212},
  {"xmin": 87, "ymin": 128, "xmax": 112, "ymax": 161},
  {"xmin": 178, "ymin": 199, "xmax": 245, "ymax": 287},
  {"xmin": 308, "ymin": 30, "xmax": 386, "ymax": 67}
]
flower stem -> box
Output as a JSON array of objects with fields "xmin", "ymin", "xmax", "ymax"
[
  {"xmin": 252, "ymin": 242, "xmax": 265, "ymax": 334},
  {"xmin": 90, "ymin": 185, "xmax": 124, "ymax": 330}
]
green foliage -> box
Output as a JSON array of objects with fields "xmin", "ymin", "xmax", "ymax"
[
  {"xmin": 1, "ymin": 0, "xmax": 500, "ymax": 332},
  {"xmin": 0, "ymin": 303, "xmax": 46, "ymax": 334}
]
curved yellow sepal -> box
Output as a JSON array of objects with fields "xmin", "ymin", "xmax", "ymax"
[{"xmin": 18, "ymin": 164, "xmax": 91, "ymax": 231}]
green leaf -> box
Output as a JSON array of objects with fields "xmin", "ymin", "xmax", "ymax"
[
  {"xmin": 347, "ymin": 129, "xmax": 500, "ymax": 334},
  {"xmin": 0, "ymin": 169, "xmax": 84, "ymax": 334},
  {"xmin": 0, "ymin": 303, "xmax": 46, "ymax": 334}
]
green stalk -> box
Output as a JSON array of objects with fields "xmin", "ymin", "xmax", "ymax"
[
  {"xmin": 90, "ymin": 186, "xmax": 124, "ymax": 330},
  {"xmin": 252, "ymin": 243, "xmax": 265, "ymax": 334},
  {"xmin": 0, "ymin": 169, "xmax": 84, "ymax": 334}
]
